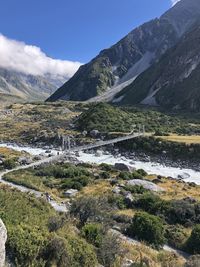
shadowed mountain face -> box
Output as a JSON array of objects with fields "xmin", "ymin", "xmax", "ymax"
[
  {"xmin": 0, "ymin": 68, "xmax": 67, "ymax": 102},
  {"xmin": 47, "ymin": 0, "xmax": 200, "ymax": 105},
  {"xmin": 114, "ymin": 22, "xmax": 200, "ymax": 111}
]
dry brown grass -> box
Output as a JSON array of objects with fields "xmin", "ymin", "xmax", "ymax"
[
  {"xmin": 148, "ymin": 177, "xmax": 200, "ymax": 201},
  {"xmin": 79, "ymin": 180, "xmax": 112, "ymax": 196},
  {"xmin": 122, "ymin": 241, "xmax": 185, "ymax": 267},
  {"xmin": 160, "ymin": 134, "xmax": 200, "ymax": 144},
  {"xmin": 115, "ymin": 209, "xmax": 136, "ymax": 217},
  {"xmin": 0, "ymin": 147, "xmax": 27, "ymax": 159}
]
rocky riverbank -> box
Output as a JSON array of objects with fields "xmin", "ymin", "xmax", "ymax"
[{"xmin": 105, "ymin": 147, "xmax": 200, "ymax": 173}]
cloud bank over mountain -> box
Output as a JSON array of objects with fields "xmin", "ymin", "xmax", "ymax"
[{"xmin": 0, "ymin": 34, "xmax": 82, "ymax": 78}]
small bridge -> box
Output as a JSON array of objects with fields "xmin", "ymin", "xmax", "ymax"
[
  {"xmin": 70, "ymin": 132, "xmax": 144, "ymax": 152},
  {"xmin": 62, "ymin": 125, "xmax": 145, "ymax": 153}
]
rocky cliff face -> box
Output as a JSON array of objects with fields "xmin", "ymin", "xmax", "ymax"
[
  {"xmin": 47, "ymin": 0, "xmax": 200, "ymax": 103},
  {"xmin": 114, "ymin": 22, "xmax": 200, "ymax": 111},
  {"xmin": 0, "ymin": 219, "xmax": 7, "ymax": 267}
]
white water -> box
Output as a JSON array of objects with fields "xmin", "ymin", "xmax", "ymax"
[
  {"xmin": 0, "ymin": 143, "xmax": 200, "ymax": 184},
  {"xmin": 0, "ymin": 143, "xmax": 58, "ymax": 156},
  {"xmin": 77, "ymin": 151, "xmax": 200, "ymax": 185}
]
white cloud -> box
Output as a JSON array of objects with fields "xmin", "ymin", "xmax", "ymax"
[
  {"xmin": 171, "ymin": 0, "xmax": 181, "ymax": 6},
  {"xmin": 0, "ymin": 34, "xmax": 82, "ymax": 78}
]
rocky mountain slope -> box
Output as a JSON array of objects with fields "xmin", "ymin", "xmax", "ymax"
[
  {"xmin": 47, "ymin": 0, "xmax": 200, "ymax": 103},
  {"xmin": 114, "ymin": 22, "xmax": 200, "ymax": 111},
  {"xmin": 0, "ymin": 67, "xmax": 66, "ymax": 102}
]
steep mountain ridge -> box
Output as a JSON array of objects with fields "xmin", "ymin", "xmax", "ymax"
[
  {"xmin": 114, "ymin": 22, "xmax": 200, "ymax": 111},
  {"xmin": 0, "ymin": 68, "xmax": 66, "ymax": 101},
  {"xmin": 47, "ymin": 0, "xmax": 200, "ymax": 103}
]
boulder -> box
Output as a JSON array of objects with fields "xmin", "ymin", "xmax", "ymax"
[
  {"xmin": 114, "ymin": 163, "xmax": 132, "ymax": 172},
  {"xmin": 112, "ymin": 186, "xmax": 121, "ymax": 194},
  {"xmin": 18, "ymin": 157, "xmax": 32, "ymax": 165},
  {"xmin": 125, "ymin": 193, "xmax": 134, "ymax": 206},
  {"xmin": 127, "ymin": 179, "xmax": 164, "ymax": 192},
  {"xmin": 89, "ymin": 130, "xmax": 100, "ymax": 138},
  {"xmin": 0, "ymin": 219, "xmax": 7, "ymax": 267},
  {"xmin": 63, "ymin": 189, "xmax": 78, "ymax": 198}
]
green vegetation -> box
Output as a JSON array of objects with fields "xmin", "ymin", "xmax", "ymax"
[
  {"xmin": 117, "ymin": 136, "xmax": 200, "ymax": 161},
  {"xmin": 129, "ymin": 212, "xmax": 166, "ymax": 249},
  {"xmin": 186, "ymin": 225, "xmax": 200, "ymax": 254},
  {"xmin": 2, "ymin": 158, "xmax": 200, "ymax": 266},
  {"xmin": 3, "ymin": 163, "xmax": 94, "ymax": 197},
  {"xmin": 0, "ymin": 102, "xmax": 83, "ymax": 145},
  {"xmin": 0, "ymin": 185, "xmax": 97, "ymax": 267},
  {"xmin": 76, "ymin": 102, "xmax": 200, "ymax": 134},
  {"xmin": 3, "ymin": 158, "xmax": 17, "ymax": 169},
  {"xmin": 81, "ymin": 223, "xmax": 103, "ymax": 247}
]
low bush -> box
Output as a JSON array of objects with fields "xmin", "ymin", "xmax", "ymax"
[{"xmin": 129, "ymin": 212, "xmax": 166, "ymax": 249}]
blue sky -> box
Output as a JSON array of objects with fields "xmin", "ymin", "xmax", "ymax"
[{"xmin": 1, "ymin": 0, "xmax": 174, "ymax": 63}]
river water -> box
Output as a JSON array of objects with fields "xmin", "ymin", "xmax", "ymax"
[{"xmin": 0, "ymin": 143, "xmax": 200, "ymax": 184}]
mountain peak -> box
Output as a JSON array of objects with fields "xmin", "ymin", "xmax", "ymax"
[{"xmin": 47, "ymin": 0, "xmax": 200, "ymax": 106}]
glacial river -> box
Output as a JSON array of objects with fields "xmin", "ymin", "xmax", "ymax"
[{"xmin": 0, "ymin": 143, "xmax": 200, "ymax": 184}]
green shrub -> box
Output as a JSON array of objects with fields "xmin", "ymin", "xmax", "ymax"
[
  {"xmin": 136, "ymin": 193, "xmax": 170, "ymax": 216},
  {"xmin": 129, "ymin": 212, "xmax": 166, "ymax": 248},
  {"xmin": 124, "ymin": 185, "xmax": 148, "ymax": 194},
  {"xmin": 3, "ymin": 158, "xmax": 17, "ymax": 169},
  {"xmin": 165, "ymin": 225, "xmax": 188, "ymax": 249},
  {"xmin": 81, "ymin": 223, "xmax": 103, "ymax": 247},
  {"xmin": 186, "ymin": 225, "xmax": 200, "ymax": 254}
]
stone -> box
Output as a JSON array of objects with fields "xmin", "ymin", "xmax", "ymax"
[
  {"xmin": 114, "ymin": 163, "xmax": 132, "ymax": 172},
  {"xmin": 33, "ymin": 155, "xmax": 42, "ymax": 161},
  {"xmin": 89, "ymin": 130, "xmax": 100, "ymax": 138},
  {"xmin": 178, "ymin": 172, "xmax": 190, "ymax": 180},
  {"xmin": 125, "ymin": 193, "xmax": 134, "ymax": 206},
  {"xmin": 127, "ymin": 179, "xmax": 165, "ymax": 192},
  {"xmin": 18, "ymin": 157, "xmax": 32, "ymax": 165},
  {"xmin": 63, "ymin": 189, "xmax": 78, "ymax": 198},
  {"xmin": 81, "ymin": 131, "xmax": 87, "ymax": 137},
  {"xmin": 112, "ymin": 186, "xmax": 121, "ymax": 194},
  {"xmin": 122, "ymin": 259, "xmax": 134, "ymax": 267},
  {"xmin": 0, "ymin": 219, "xmax": 7, "ymax": 267}
]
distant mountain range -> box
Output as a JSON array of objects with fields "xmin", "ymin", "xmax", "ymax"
[
  {"xmin": 0, "ymin": 67, "xmax": 66, "ymax": 102},
  {"xmin": 47, "ymin": 0, "xmax": 200, "ymax": 111}
]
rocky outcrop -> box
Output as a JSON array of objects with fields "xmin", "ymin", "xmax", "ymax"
[{"xmin": 0, "ymin": 219, "xmax": 7, "ymax": 267}]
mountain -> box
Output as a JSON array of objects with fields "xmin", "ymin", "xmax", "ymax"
[
  {"xmin": 0, "ymin": 67, "xmax": 67, "ymax": 102},
  {"xmin": 113, "ymin": 22, "xmax": 200, "ymax": 111},
  {"xmin": 47, "ymin": 0, "xmax": 200, "ymax": 103}
]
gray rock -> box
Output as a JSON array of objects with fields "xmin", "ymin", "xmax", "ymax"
[
  {"xmin": 114, "ymin": 163, "xmax": 132, "ymax": 172},
  {"xmin": 112, "ymin": 186, "xmax": 121, "ymax": 194},
  {"xmin": 18, "ymin": 157, "xmax": 32, "ymax": 165},
  {"xmin": 81, "ymin": 131, "xmax": 87, "ymax": 137},
  {"xmin": 122, "ymin": 259, "xmax": 134, "ymax": 267},
  {"xmin": 63, "ymin": 189, "xmax": 78, "ymax": 198},
  {"xmin": 0, "ymin": 219, "xmax": 7, "ymax": 267},
  {"xmin": 127, "ymin": 179, "xmax": 164, "ymax": 192},
  {"xmin": 90, "ymin": 130, "xmax": 100, "ymax": 138},
  {"xmin": 125, "ymin": 193, "xmax": 134, "ymax": 206}
]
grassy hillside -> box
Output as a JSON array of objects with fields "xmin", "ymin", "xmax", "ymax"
[
  {"xmin": 0, "ymin": 185, "xmax": 97, "ymax": 267},
  {"xmin": 3, "ymin": 160, "xmax": 200, "ymax": 266},
  {"xmin": 76, "ymin": 103, "xmax": 200, "ymax": 134}
]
